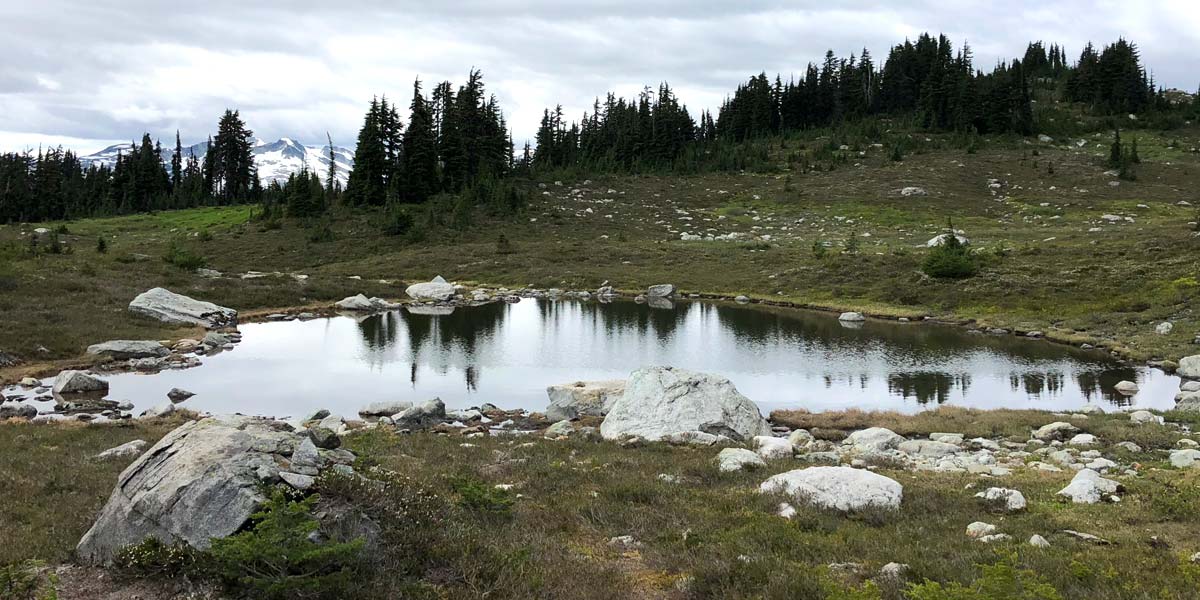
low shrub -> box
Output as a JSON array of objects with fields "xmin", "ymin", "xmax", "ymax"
[
  {"xmin": 906, "ymin": 554, "xmax": 1062, "ymax": 600},
  {"xmin": 0, "ymin": 560, "xmax": 57, "ymax": 600},
  {"xmin": 208, "ymin": 490, "xmax": 364, "ymax": 600},
  {"xmin": 162, "ymin": 239, "xmax": 206, "ymax": 271},
  {"xmin": 922, "ymin": 234, "xmax": 977, "ymax": 279},
  {"xmin": 451, "ymin": 476, "xmax": 515, "ymax": 516}
]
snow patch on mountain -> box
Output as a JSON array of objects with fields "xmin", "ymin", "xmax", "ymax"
[{"xmin": 80, "ymin": 138, "xmax": 354, "ymax": 185}]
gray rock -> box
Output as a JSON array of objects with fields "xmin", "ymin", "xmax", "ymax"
[
  {"xmin": 128, "ymin": 287, "xmax": 237, "ymax": 329},
  {"xmin": 334, "ymin": 294, "xmax": 374, "ymax": 311},
  {"xmin": 279, "ymin": 471, "xmax": 315, "ymax": 491},
  {"xmin": 1032, "ymin": 421, "xmax": 1079, "ymax": 441},
  {"xmin": 405, "ymin": 279, "xmax": 455, "ymax": 301},
  {"xmin": 838, "ymin": 311, "xmax": 866, "ymax": 322},
  {"xmin": 717, "ymin": 448, "xmax": 767, "ymax": 472},
  {"xmin": 760, "ymin": 466, "xmax": 903, "ymax": 512},
  {"xmin": 545, "ymin": 380, "xmax": 626, "ymax": 421},
  {"xmin": 600, "ymin": 367, "xmax": 771, "ymax": 442},
  {"xmin": 86, "ymin": 340, "xmax": 169, "ymax": 360},
  {"xmin": 306, "ymin": 427, "xmax": 341, "ymax": 450},
  {"xmin": 646, "ymin": 284, "xmax": 676, "ymax": 298},
  {"xmin": 1181, "ymin": 381, "xmax": 1200, "ymax": 393},
  {"xmin": 926, "ymin": 233, "xmax": 967, "ymax": 247},
  {"xmin": 140, "ymin": 401, "xmax": 176, "ymax": 418},
  {"xmin": 290, "ymin": 436, "xmax": 321, "ymax": 476},
  {"xmin": 358, "ymin": 400, "xmax": 412, "ymax": 417},
  {"xmin": 52, "ymin": 370, "xmax": 109, "ymax": 395},
  {"xmin": 1029, "ymin": 534, "xmax": 1051, "ymax": 548},
  {"xmin": 394, "ymin": 398, "xmax": 446, "ymax": 428},
  {"xmin": 95, "ymin": 440, "xmax": 147, "ymax": 459},
  {"xmin": 167, "ymin": 388, "xmax": 195, "ymax": 403},
  {"xmin": 975, "ymin": 487, "xmax": 1027, "ymax": 511},
  {"xmin": 76, "ymin": 417, "xmax": 304, "ymax": 564},
  {"xmin": 0, "ymin": 403, "xmax": 37, "ymax": 419},
  {"xmin": 752, "ymin": 435, "xmax": 795, "ymax": 459},
  {"xmin": 898, "ymin": 439, "xmax": 959, "ymax": 457},
  {"xmin": 1113, "ymin": 441, "xmax": 1142, "ymax": 452},
  {"xmin": 544, "ymin": 420, "xmax": 574, "ymax": 437}
]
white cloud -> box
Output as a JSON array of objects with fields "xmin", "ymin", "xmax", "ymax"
[{"xmin": 0, "ymin": 0, "xmax": 1195, "ymax": 155}]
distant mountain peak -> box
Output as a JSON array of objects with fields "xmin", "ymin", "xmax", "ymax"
[{"xmin": 80, "ymin": 137, "xmax": 354, "ymax": 185}]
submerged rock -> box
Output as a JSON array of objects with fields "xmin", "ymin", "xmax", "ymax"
[
  {"xmin": 545, "ymin": 380, "xmax": 626, "ymax": 421},
  {"xmin": 86, "ymin": 340, "xmax": 169, "ymax": 360},
  {"xmin": 600, "ymin": 367, "xmax": 771, "ymax": 442},
  {"xmin": 759, "ymin": 466, "xmax": 903, "ymax": 512},
  {"xmin": 128, "ymin": 287, "xmax": 237, "ymax": 329}
]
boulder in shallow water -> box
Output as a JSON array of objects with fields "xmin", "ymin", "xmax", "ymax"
[
  {"xmin": 405, "ymin": 278, "xmax": 455, "ymax": 301},
  {"xmin": 600, "ymin": 367, "xmax": 771, "ymax": 442},
  {"xmin": 545, "ymin": 380, "xmax": 626, "ymax": 421},
  {"xmin": 52, "ymin": 370, "xmax": 108, "ymax": 395},
  {"xmin": 838, "ymin": 312, "xmax": 866, "ymax": 322},
  {"xmin": 335, "ymin": 294, "xmax": 374, "ymax": 311},
  {"xmin": 86, "ymin": 340, "xmax": 169, "ymax": 360},
  {"xmin": 646, "ymin": 284, "xmax": 676, "ymax": 298},
  {"xmin": 128, "ymin": 288, "xmax": 237, "ymax": 329}
]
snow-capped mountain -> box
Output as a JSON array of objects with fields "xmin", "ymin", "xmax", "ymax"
[{"xmin": 80, "ymin": 138, "xmax": 354, "ymax": 186}]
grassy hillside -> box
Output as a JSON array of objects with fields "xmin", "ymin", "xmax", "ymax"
[{"xmin": 1, "ymin": 125, "xmax": 1198, "ymax": 375}]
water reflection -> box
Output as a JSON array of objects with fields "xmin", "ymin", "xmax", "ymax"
[{"xmin": 85, "ymin": 298, "xmax": 1177, "ymax": 418}]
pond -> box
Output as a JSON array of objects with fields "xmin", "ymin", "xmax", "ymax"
[{"xmin": 16, "ymin": 299, "xmax": 1181, "ymax": 419}]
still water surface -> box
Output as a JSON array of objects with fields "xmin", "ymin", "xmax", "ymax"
[{"xmin": 83, "ymin": 299, "xmax": 1178, "ymax": 419}]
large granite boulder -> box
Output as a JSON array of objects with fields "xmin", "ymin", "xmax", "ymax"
[
  {"xmin": 86, "ymin": 340, "xmax": 170, "ymax": 360},
  {"xmin": 760, "ymin": 466, "xmax": 903, "ymax": 512},
  {"xmin": 599, "ymin": 367, "xmax": 771, "ymax": 442},
  {"xmin": 128, "ymin": 288, "xmax": 237, "ymax": 329},
  {"xmin": 52, "ymin": 370, "xmax": 109, "ymax": 394},
  {"xmin": 545, "ymin": 380, "xmax": 626, "ymax": 421},
  {"xmin": 76, "ymin": 416, "xmax": 348, "ymax": 564},
  {"xmin": 646, "ymin": 284, "xmax": 676, "ymax": 298},
  {"xmin": 405, "ymin": 277, "xmax": 455, "ymax": 302},
  {"xmin": 1179, "ymin": 355, "xmax": 1200, "ymax": 379}
]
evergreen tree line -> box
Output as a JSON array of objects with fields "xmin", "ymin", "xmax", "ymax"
[
  {"xmin": 343, "ymin": 69, "xmax": 514, "ymax": 208},
  {"xmin": 0, "ymin": 110, "xmax": 258, "ymax": 223},
  {"xmin": 531, "ymin": 34, "xmax": 1181, "ymax": 174}
]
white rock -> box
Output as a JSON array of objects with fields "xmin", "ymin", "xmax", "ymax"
[
  {"xmin": 358, "ymin": 400, "xmax": 412, "ymax": 417},
  {"xmin": 1178, "ymin": 355, "xmax": 1200, "ymax": 379},
  {"xmin": 717, "ymin": 448, "xmax": 767, "ymax": 472},
  {"xmin": 966, "ymin": 521, "xmax": 996, "ymax": 538},
  {"xmin": 128, "ymin": 287, "xmax": 237, "ymax": 329},
  {"xmin": 974, "ymin": 487, "xmax": 1027, "ymax": 511},
  {"xmin": 545, "ymin": 380, "xmax": 626, "ymax": 421},
  {"xmin": 1113, "ymin": 380, "xmax": 1138, "ymax": 394},
  {"xmin": 141, "ymin": 401, "xmax": 176, "ymax": 418},
  {"xmin": 1169, "ymin": 449, "xmax": 1200, "ymax": 468},
  {"xmin": 1128, "ymin": 410, "xmax": 1162, "ymax": 425},
  {"xmin": 925, "ymin": 233, "xmax": 969, "ymax": 247},
  {"xmin": 752, "ymin": 436, "xmax": 795, "ymax": 460},
  {"xmin": 787, "ymin": 429, "xmax": 815, "ymax": 448},
  {"xmin": 1068, "ymin": 434, "xmax": 1098, "ymax": 447},
  {"xmin": 845, "ymin": 427, "xmax": 904, "ymax": 452},
  {"xmin": 929, "ymin": 432, "xmax": 964, "ymax": 444},
  {"xmin": 95, "ymin": 440, "xmax": 148, "ymax": 460},
  {"xmin": 900, "ymin": 187, "xmax": 928, "ymax": 197},
  {"xmin": 1156, "ymin": 322, "xmax": 1173, "ymax": 335},
  {"xmin": 646, "ymin": 284, "xmax": 676, "ymax": 298},
  {"xmin": 898, "ymin": 439, "xmax": 960, "ymax": 457},
  {"xmin": 838, "ymin": 312, "xmax": 866, "ymax": 322},
  {"xmin": 978, "ymin": 534, "xmax": 1012, "ymax": 543},
  {"xmin": 334, "ymin": 294, "xmax": 375, "ymax": 311},
  {"xmin": 1057, "ymin": 468, "xmax": 1120, "ymax": 504},
  {"xmin": 759, "ymin": 466, "xmax": 903, "ymax": 512},
  {"xmin": 600, "ymin": 367, "xmax": 771, "ymax": 442},
  {"xmin": 405, "ymin": 279, "xmax": 455, "ymax": 301},
  {"xmin": 1029, "ymin": 534, "xmax": 1051, "ymax": 548}
]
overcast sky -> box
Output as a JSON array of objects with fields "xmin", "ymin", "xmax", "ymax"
[{"xmin": 1, "ymin": 0, "xmax": 1196, "ymax": 154}]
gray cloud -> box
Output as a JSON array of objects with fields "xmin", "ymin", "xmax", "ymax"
[{"xmin": 1, "ymin": 0, "xmax": 1196, "ymax": 153}]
